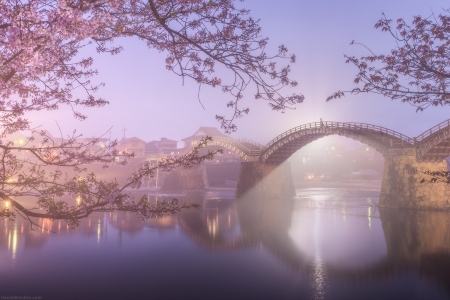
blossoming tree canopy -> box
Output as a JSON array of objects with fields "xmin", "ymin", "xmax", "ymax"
[
  {"xmin": 0, "ymin": 0, "xmax": 307, "ymax": 228},
  {"xmin": 1, "ymin": 0, "xmax": 303, "ymax": 135},
  {"xmin": 328, "ymin": 10, "xmax": 450, "ymax": 111}
]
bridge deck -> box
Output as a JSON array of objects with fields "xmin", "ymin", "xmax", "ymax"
[{"xmin": 169, "ymin": 119, "xmax": 450, "ymax": 163}]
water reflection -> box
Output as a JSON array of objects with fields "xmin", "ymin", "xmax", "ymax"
[
  {"xmin": 0, "ymin": 188, "xmax": 449, "ymax": 299},
  {"xmin": 379, "ymin": 208, "xmax": 450, "ymax": 289}
]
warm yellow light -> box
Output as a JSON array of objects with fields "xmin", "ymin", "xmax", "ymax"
[
  {"xmin": 366, "ymin": 148, "xmax": 369, "ymax": 151},
  {"xmin": 5, "ymin": 201, "xmax": 10, "ymax": 208},
  {"xmin": 97, "ymin": 222, "xmax": 101, "ymax": 242}
]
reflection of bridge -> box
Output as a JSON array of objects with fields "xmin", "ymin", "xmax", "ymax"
[
  {"xmin": 176, "ymin": 194, "xmax": 450, "ymax": 292},
  {"xmin": 170, "ymin": 120, "xmax": 450, "ymax": 209}
]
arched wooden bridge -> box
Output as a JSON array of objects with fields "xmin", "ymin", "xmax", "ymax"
[
  {"xmin": 185, "ymin": 119, "xmax": 450, "ymax": 163},
  {"xmin": 178, "ymin": 119, "xmax": 450, "ymax": 209}
]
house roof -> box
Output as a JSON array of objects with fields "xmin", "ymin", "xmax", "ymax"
[
  {"xmin": 145, "ymin": 141, "xmax": 160, "ymax": 153},
  {"xmin": 121, "ymin": 137, "xmax": 146, "ymax": 144},
  {"xmin": 159, "ymin": 137, "xmax": 177, "ymax": 143},
  {"xmin": 146, "ymin": 137, "xmax": 178, "ymax": 153},
  {"xmin": 181, "ymin": 127, "xmax": 227, "ymax": 141},
  {"xmin": 30, "ymin": 130, "xmax": 64, "ymax": 144}
]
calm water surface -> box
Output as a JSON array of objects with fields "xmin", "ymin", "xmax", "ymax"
[{"xmin": 0, "ymin": 185, "xmax": 449, "ymax": 300}]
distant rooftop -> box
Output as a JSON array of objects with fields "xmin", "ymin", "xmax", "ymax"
[
  {"xmin": 121, "ymin": 137, "xmax": 146, "ymax": 143},
  {"xmin": 158, "ymin": 137, "xmax": 177, "ymax": 143},
  {"xmin": 182, "ymin": 127, "xmax": 227, "ymax": 141}
]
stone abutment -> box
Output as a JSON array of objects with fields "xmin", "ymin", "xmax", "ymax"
[{"xmin": 380, "ymin": 149, "xmax": 450, "ymax": 210}]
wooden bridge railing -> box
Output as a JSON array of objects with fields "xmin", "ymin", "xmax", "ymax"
[
  {"xmin": 234, "ymin": 138, "xmax": 264, "ymax": 150},
  {"xmin": 200, "ymin": 120, "xmax": 450, "ymax": 160},
  {"xmin": 209, "ymin": 137, "xmax": 261, "ymax": 157},
  {"xmin": 415, "ymin": 119, "xmax": 450, "ymax": 143},
  {"xmin": 261, "ymin": 121, "xmax": 414, "ymax": 153}
]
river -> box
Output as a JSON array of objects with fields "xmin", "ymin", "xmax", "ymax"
[{"xmin": 0, "ymin": 183, "xmax": 449, "ymax": 299}]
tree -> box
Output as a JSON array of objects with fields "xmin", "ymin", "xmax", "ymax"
[
  {"xmin": 327, "ymin": 10, "xmax": 450, "ymax": 111},
  {"xmin": 0, "ymin": 0, "xmax": 301, "ymax": 229}
]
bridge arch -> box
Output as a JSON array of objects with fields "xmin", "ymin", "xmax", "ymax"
[
  {"xmin": 183, "ymin": 136, "xmax": 263, "ymax": 162},
  {"xmin": 260, "ymin": 121, "xmax": 414, "ymax": 164}
]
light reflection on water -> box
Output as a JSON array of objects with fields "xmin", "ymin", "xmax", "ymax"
[{"xmin": 0, "ymin": 186, "xmax": 449, "ymax": 300}]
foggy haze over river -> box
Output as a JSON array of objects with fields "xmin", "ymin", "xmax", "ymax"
[{"xmin": 1, "ymin": 185, "xmax": 449, "ymax": 299}]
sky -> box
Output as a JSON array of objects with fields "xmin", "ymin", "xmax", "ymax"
[{"xmin": 28, "ymin": 0, "xmax": 450, "ymax": 146}]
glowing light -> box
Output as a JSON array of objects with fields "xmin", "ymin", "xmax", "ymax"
[
  {"xmin": 208, "ymin": 217, "xmax": 218, "ymax": 238},
  {"xmin": 8, "ymin": 223, "xmax": 18, "ymax": 261},
  {"xmin": 12, "ymin": 226, "xmax": 17, "ymax": 259},
  {"xmin": 311, "ymin": 256, "xmax": 328, "ymax": 300},
  {"xmin": 5, "ymin": 201, "xmax": 10, "ymax": 208},
  {"xmin": 97, "ymin": 221, "xmax": 101, "ymax": 242}
]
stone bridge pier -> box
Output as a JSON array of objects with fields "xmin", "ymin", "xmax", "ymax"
[
  {"xmin": 235, "ymin": 162, "xmax": 295, "ymax": 199},
  {"xmin": 380, "ymin": 148, "xmax": 450, "ymax": 209}
]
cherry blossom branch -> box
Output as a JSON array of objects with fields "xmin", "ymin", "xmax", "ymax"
[{"xmin": 329, "ymin": 11, "xmax": 450, "ymax": 111}]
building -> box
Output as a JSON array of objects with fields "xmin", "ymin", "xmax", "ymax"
[
  {"xmin": 146, "ymin": 137, "xmax": 178, "ymax": 155},
  {"xmin": 79, "ymin": 137, "xmax": 108, "ymax": 149},
  {"xmin": 117, "ymin": 137, "xmax": 146, "ymax": 158},
  {"xmin": 181, "ymin": 127, "xmax": 227, "ymax": 147},
  {"xmin": 181, "ymin": 127, "xmax": 241, "ymax": 164}
]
